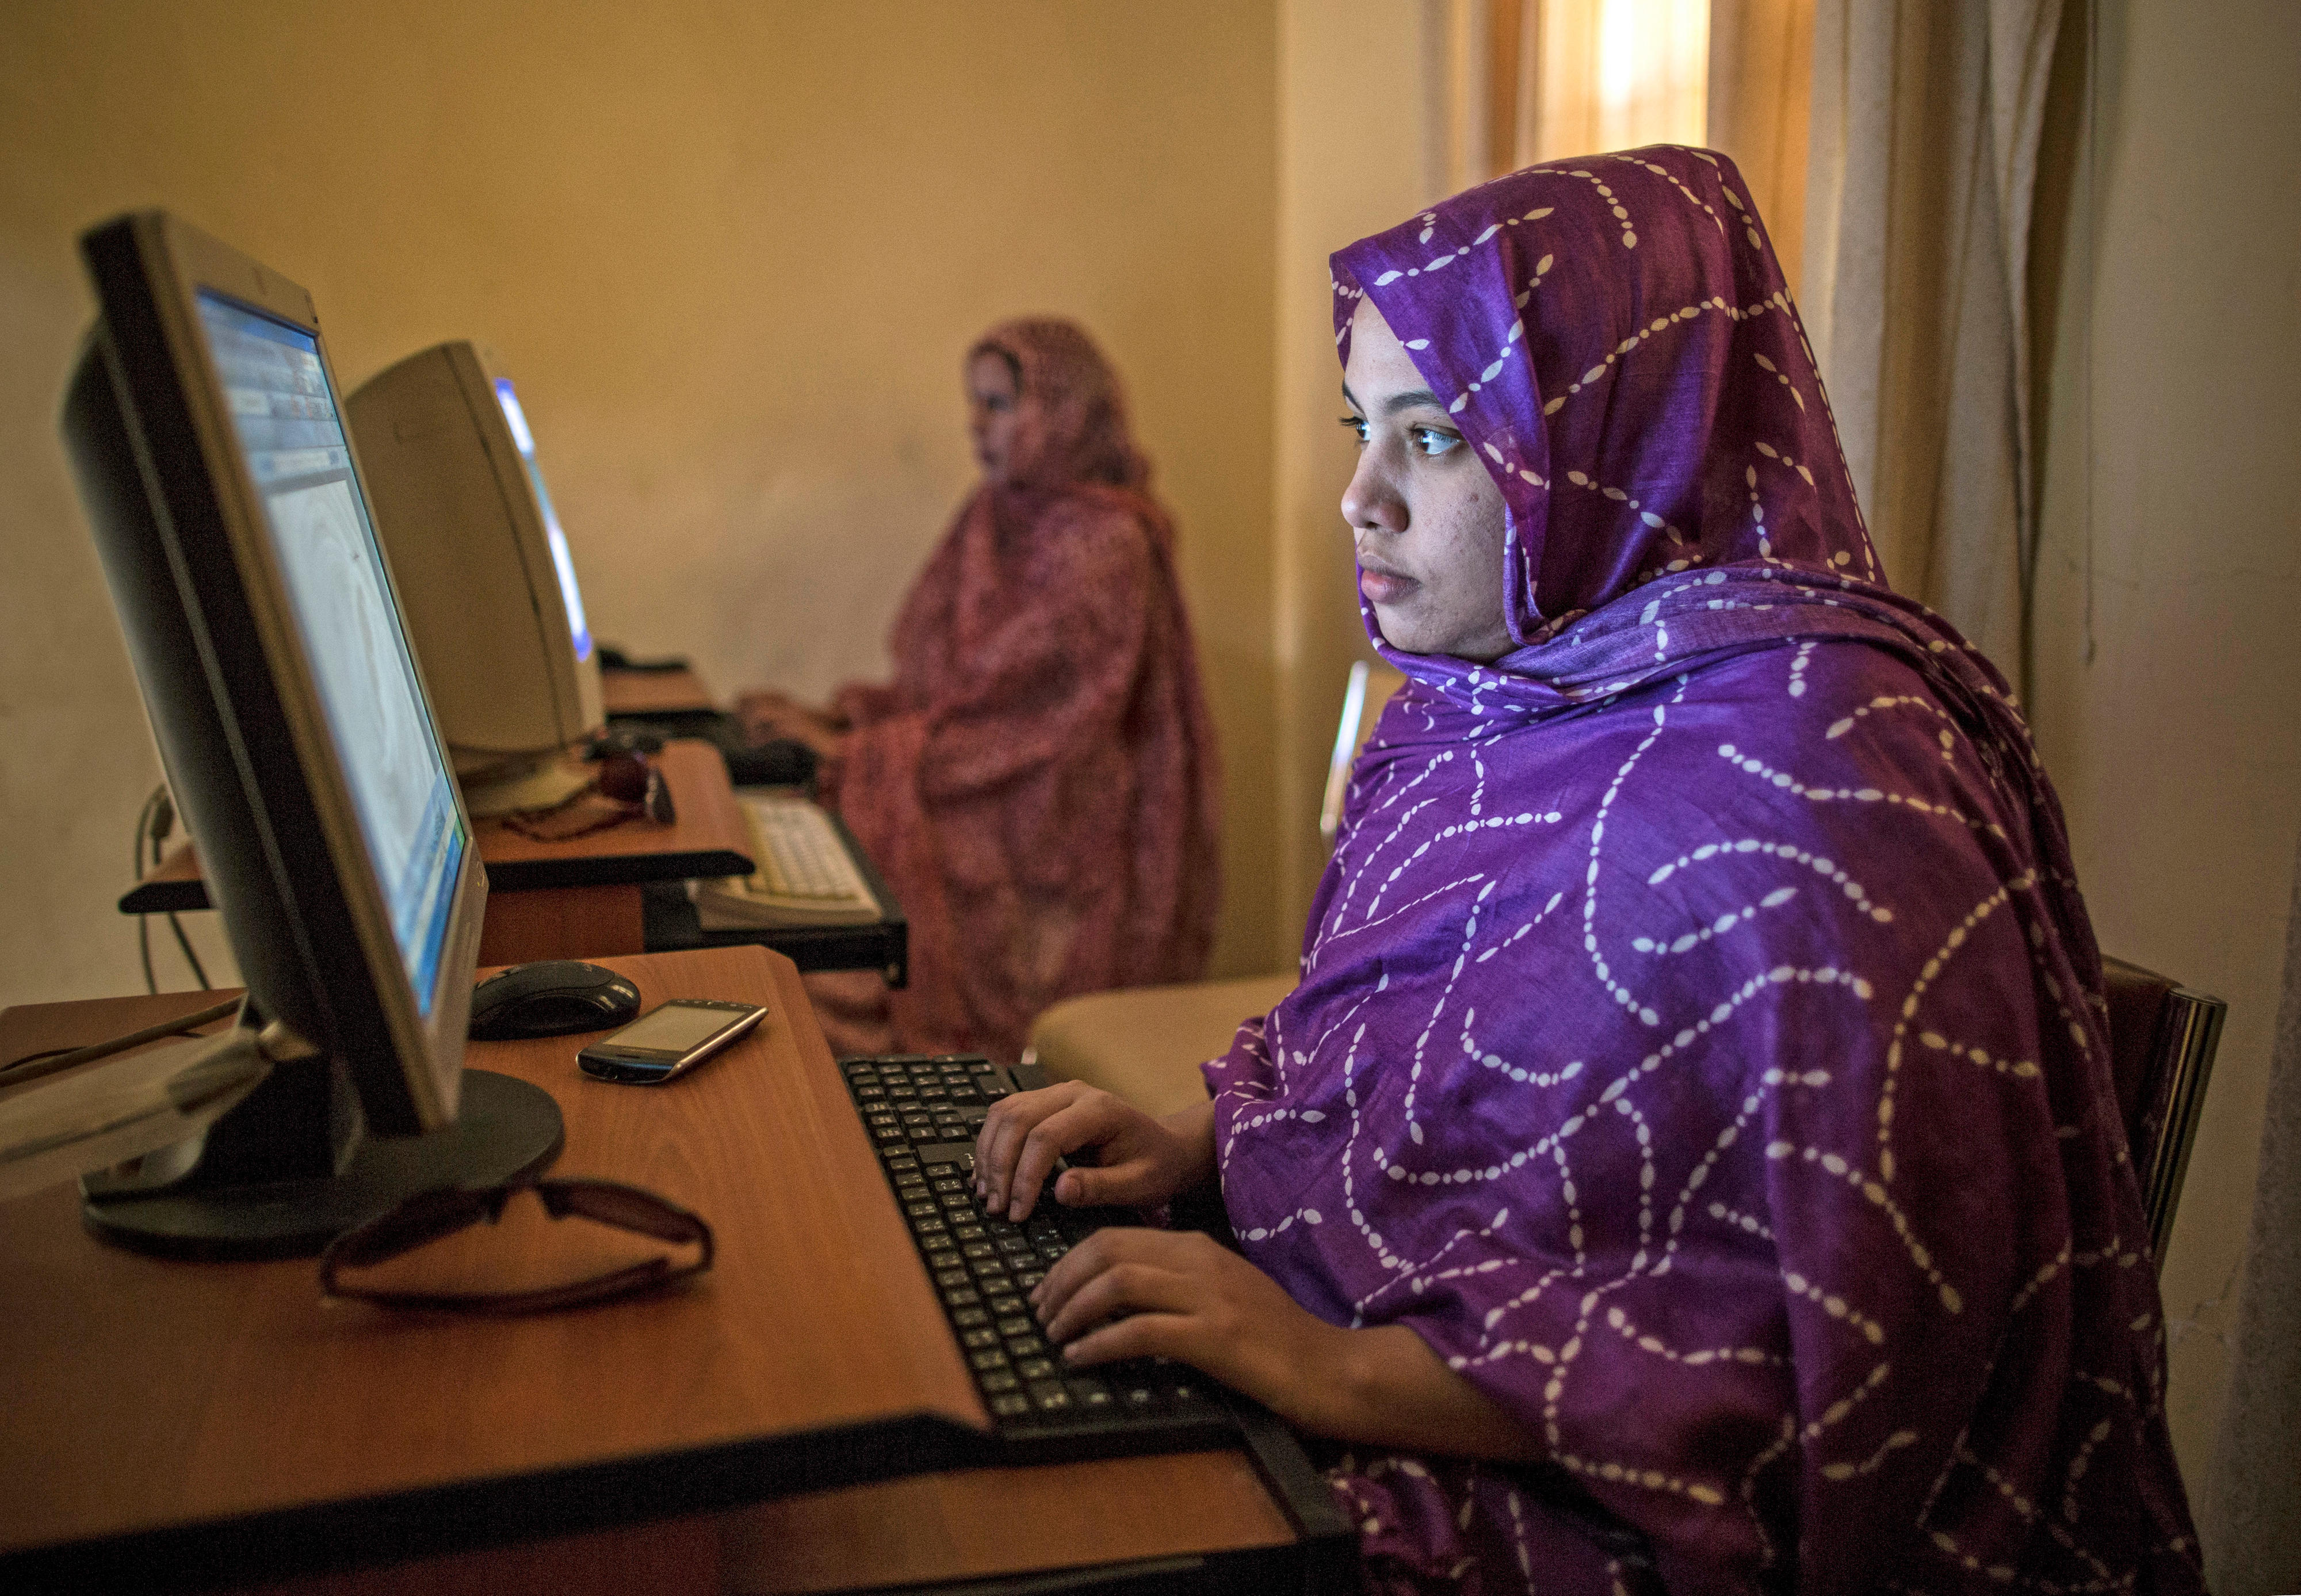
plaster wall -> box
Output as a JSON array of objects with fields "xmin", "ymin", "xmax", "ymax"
[
  {"xmin": 2027, "ymin": 0, "xmax": 2301, "ymax": 1488},
  {"xmin": 0, "ymin": 0, "xmax": 1281, "ymax": 1008}
]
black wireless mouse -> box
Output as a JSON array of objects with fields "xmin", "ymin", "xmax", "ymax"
[{"xmin": 469, "ymin": 960, "xmax": 642, "ymax": 1041}]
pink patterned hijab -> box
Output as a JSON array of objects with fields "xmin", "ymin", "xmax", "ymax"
[
  {"xmin": 972, "ymin": 317, "xmax": 1153, "ymax": 494},
  {"xmin": 812, "ymin": 319, "xmax": 1220, "ymax": 1062}
]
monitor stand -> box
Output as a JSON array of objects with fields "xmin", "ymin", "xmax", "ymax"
[{"xmin": 80, "ymin": 1016, "xmax": 563, "ymax": 1261}]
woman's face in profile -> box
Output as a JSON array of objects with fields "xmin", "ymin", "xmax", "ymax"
[
  {"xmin": 1340, "ymin": 297, "xmax": 1513, "ymax": 661},
  {"xmin": 968, "ymin": 351, "xmax": 1022, "ymax": 484}
]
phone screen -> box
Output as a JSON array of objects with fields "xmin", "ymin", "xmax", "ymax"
[{"xmin": 611, "ymin": 1003, "xmax": 747, "ymax": 1054}]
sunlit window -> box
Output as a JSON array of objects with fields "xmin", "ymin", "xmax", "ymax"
[
  {"xmin": 1424, "ymin": 0, "xmax": 1725, "ymax": 204},
  {"xmin": 1530, "ymin": 0, "xmax": 1710, "ymax": 164}
]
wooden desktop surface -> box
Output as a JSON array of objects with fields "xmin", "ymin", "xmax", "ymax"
[
  {"xmin": 467, "ymin": 740, "xmax": 750, "ymax": 890},
  {"xmin": 0, "ymin": 951, "xmax": 1298, "ymax": 1593},
  {"xmin": 601, "ymin": 664, "xmax": 715, "ymax": 717},
  {"xmin": 0, "ymin": 948, "xmax": 976, "ymax": 1575},
  {"xmin": 117, "ymin": 740, "xmax": 750, "ymax": 930}
]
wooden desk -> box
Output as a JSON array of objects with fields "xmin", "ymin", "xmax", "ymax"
[
  {"xmin": 116, "ymin": 741, "xmax": 753, "ymax": 966},
  {"xmin": 601, "ymin": 664, "xmax": 715, "ymax": 718},
  {"xmin": 0, "ymin": 951, "xmax": 1338, "ymax": 1595}
]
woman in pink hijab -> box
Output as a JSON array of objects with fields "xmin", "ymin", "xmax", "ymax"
[{"xmin": 743, "ymin": 319, "xmax": 1221, "ymax": 1062}]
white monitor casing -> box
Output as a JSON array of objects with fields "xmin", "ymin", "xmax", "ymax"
[{"xmin": 347, "ymin": 341, "xmax": 602, "ymax": 768}]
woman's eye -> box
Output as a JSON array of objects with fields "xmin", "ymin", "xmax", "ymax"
[
  {"xmin": 1339, "ymin": 415, "xmax": 1369, "ymax": 445},
  {"xmin": 1409, "ymin": 427, "xmax": 1464, "ymax": 457}
]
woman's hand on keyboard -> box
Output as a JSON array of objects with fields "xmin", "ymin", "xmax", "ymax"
[{"xmin": 973, "ymin": 1086, "xmax": 1216, "ymax": 1222}]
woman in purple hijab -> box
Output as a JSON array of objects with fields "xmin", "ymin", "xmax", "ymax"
[{"xmin": 976, "ymin": 148, "xmax": 2200, "ymax": 1593}]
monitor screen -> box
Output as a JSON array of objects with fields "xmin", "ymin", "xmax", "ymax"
[
  {"xmin": 491, "ymin": 376, "xmax": 593, "ymax": 664},
  {"xmin": 195, "ymin": 292, "xmax": 465, "ymax": 1013}
]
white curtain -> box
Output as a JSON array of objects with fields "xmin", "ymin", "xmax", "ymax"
[
  {"xmin": 1419, "ymin": 0, "xmax": 1710, "ymax": 204},
  {"xmin": 2204, "ymin": 835, "xmax": 2301, "ymax": 1591},
  {"xmin": 1800, "ymin": 0, "xmax": 2061, "ymax": 691}
]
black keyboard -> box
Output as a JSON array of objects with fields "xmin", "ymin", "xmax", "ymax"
[{"xmin": 839, "ymin": 1053, "xmax": 1240, "ymax": 1461}]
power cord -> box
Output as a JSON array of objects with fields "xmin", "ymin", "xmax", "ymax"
[{"xmin": 133, "ymin": 784, "xmax": 209, "ymax": 994}]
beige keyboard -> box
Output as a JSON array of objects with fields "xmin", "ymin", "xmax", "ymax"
[{"xmin": 686, "ymin": 795, "xmax": 882, "ymax": 930}]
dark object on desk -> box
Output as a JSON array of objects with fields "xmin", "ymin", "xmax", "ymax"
[
  {"xmin": 839, "ymin": 1052, "xmax": 1239, "ymax": 1463},
  {"xmin": 591, "ymin": 724, "xmax": 666, "ymax": 758},
  {"xmin": 320, "ymin": 1176, "xmax": 713, "ymax": 1314},
  {"xmin": 499, "ymin": 752, "xmax": 676, "ymax": 843},
  {"xmin": 597, "ymin": 644, "xmax": 691, "ymax": 672},
  {"xmin": 726, "ymin": 734, "xmax": 819, "ymax": 788},
  {"xmin": 606, "ymin": 711, "xmax": 819, "ymax": 789},
  {"xmin": 470, "ymin": 960, "xmax": 641, "ymax": 1040}
]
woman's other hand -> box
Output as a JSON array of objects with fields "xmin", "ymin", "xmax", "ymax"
[
  {"xmin": 736, "ymin": 691, "xmax": 850, "ymax": 759},
  {"xmin": 1031, "ymin": 1228, "xmax": 1541, "ymax": 1461},
  {"xmin": 973, "ymin": 1086, "xmax": 1214, "ymax": 1221}
]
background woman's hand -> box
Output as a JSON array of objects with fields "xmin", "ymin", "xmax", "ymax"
[
  {"xmin": 972, "ymin": 1086, "xmax": 1214, "ymax": 1220},
  {"xmin": 735, "ymin": 691, "xmax": 850, "ymax": 759}
]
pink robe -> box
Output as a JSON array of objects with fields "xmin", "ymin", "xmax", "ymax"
[{"xmin": 808, "ymin": 320, "xmax": 1221, "ymax": 1062}]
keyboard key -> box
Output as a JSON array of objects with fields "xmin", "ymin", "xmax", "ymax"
[
  {"xmin": 980, "ymin": 1369, "xmax": 1019, "ymax": 1392},
  {"xmin": 1028, "ymin": 1381, "xmax": 1072, "ymax": 1412},
  {"xmin": 987, "ymin": 1294, "xmax": 1024, "ymax": 1318},
  {"xmin": 1016, "ymin": 1357, "xmax": 1057, "ymax": 1380},
  {"xmin": 942, "ymin": 1287, "xmax": 981, "ymax": 1308},
  {"xmin": 1006, "ymin": 1334, "xmax": 1048, "ymax": 1358},
  {"xmin": 905, "ymin": 1201, "xmax": 939, "ymax": 1219},
  {"xmin": 951, "ymin": 1307, "xmax": 989, "ymax": 1328},
  {"xmin": 995, "ymin": 1316, "xmax": 1033, "ymax": 1338},
  {"xmin": 934, "ymin": 1268, "xmax": 971, "ymax": 1289},
  {"xmin": 953, "ymin": 1224, "xmax": 987, "ymax": 1242},
  {"xmin": 926, "ymin": 1250, "xmax": 962, "ymax": 1272},
  {"xmin": 1014, "ymin": 1269, "xmax": 1046, "ymax": 1289},
  {"xmin": 970, "ymin": 1349, "xmax": 1010, "ymax": 1372},
  {"xmin": 991, "ymin": 1393, "xmax": 1033, "ymax": 1418},
  {"xmin": 962, "ymin": 1327, "xmax": 1000, "ymax": 1350}
]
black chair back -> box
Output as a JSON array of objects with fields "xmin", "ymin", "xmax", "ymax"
[{"xmin": 2100, "ymin": 956, "xmax": 2227, "ymax": 1272}]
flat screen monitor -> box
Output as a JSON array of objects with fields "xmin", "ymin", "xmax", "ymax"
[
  {"xmin": 347, "ymin": 342, "xmax": 603, "ymax": 809},
  {"xmin": 59, "ymin": 211, "xmax": 560, "ymax": 1257}
]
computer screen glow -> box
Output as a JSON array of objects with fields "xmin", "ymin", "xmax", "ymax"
[
  {"xmin": 196, "ymin": 292, "xmax": 465, "ymax": 1013},
  {"xmin": 492, "ymin": 377, "xmax": 593, "ymax": 664}
]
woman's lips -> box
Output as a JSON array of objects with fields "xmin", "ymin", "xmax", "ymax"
[{"xmin": 1359, "ymin": 565, "xmax": 1417, "ymax": 604}]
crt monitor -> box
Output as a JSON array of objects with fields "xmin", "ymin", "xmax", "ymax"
[
  {"xmin": 59, "ymin": 210, "xmax": 561, "ymax": 1257},
  {"xmin": 347, "ymin": 342, "xmax": 603, "ymax": 814}
]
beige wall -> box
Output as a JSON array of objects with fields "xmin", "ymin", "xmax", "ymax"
[
  {"xmin": 2028, "ymin": 0, "xmax": 2301, "ymax": 1491},
  {"xmin": 1269, "ymin": 0, "xmax": 1431, "ymax": 967},
  {"xmin": 0, "ymin": 0, "xmax": 1279, "ymax": 1008}
]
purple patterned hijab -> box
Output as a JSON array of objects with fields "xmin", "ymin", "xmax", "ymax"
[{"xmin": 1205, "ymin": 149, "xmax": 2200, "ymax": 1593}]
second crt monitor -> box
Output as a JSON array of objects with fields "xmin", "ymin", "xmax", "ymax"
[{"xmin": 350, "ymin": 340, "xmax": 602, "ymax": 814}]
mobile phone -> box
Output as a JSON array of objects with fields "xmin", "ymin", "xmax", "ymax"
[{"xmin": 576, "ymin": 998, "xmax": 767, "ymax": 1085}]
